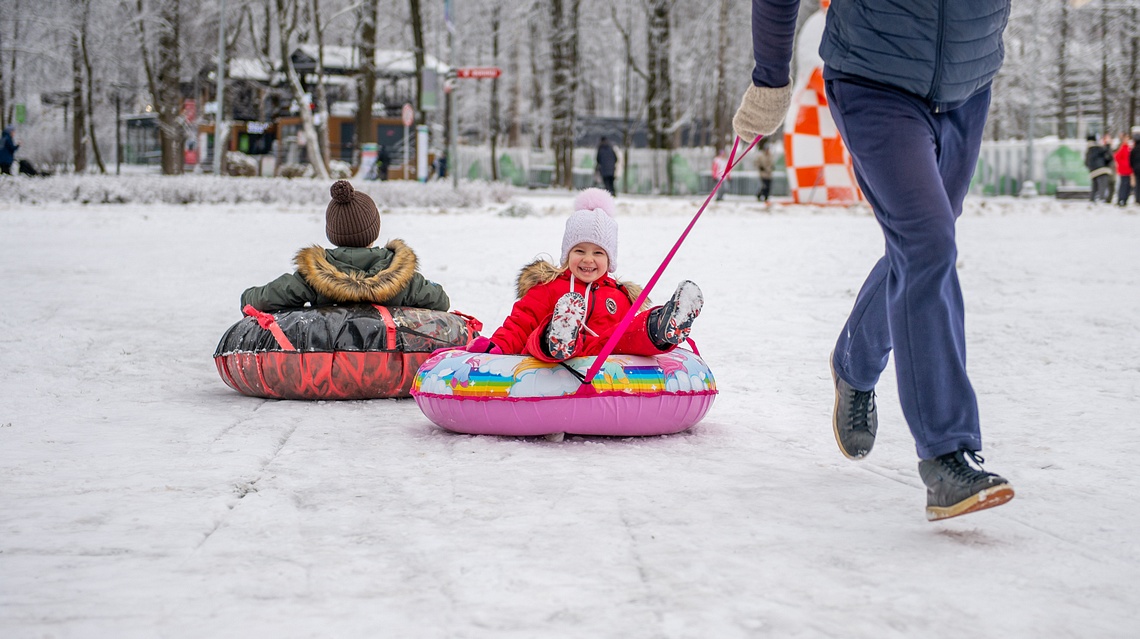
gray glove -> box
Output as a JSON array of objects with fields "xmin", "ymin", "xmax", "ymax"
[{"xmin": 732, "ymin": 82, "xmax": 793, "ymax": 142}]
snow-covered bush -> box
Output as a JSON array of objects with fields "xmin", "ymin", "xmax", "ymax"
[
  {"xmin": 277, "ymin": 164, "xmax": 311, "ymax": 179},
  {"xmin": 328, "ymin": 160, "xmax": 353, "ymax": 179},
  {"xmin": 225, "ymin": 152, "xmax": 258, "ymax": 177},
  {"xmin": 0, "ymin": 173, "xmax": 517, "ymax": 208}
]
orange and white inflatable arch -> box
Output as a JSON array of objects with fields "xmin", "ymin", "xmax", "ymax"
[{"xmin": 782, "ymin": 0, "xmax": 863, "ymax": 205}]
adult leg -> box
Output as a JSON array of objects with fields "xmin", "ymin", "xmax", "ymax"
[
  {"xmin": 826, "ymin": 78, "xmax": 985, "ymax": 459},
  {"xmin": 0, "ymin": 163, "xmax": 10, "ymax": 175}
]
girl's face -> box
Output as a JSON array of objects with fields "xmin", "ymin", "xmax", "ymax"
[{"xmin": 567, "ymin": 242, "xmax": 609, "ymax": 284}]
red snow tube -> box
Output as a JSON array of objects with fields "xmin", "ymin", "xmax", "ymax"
[{"xmin": 214, "ymin": 304, "xmax": 480, "ymax": 400}]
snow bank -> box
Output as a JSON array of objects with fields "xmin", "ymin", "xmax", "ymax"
[{"xmin": 0, "ymin": 174, "xmax": 516, "ymax": 208}]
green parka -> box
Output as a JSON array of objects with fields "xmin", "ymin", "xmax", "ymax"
[{"xmin": 240, "ymin": 239, "xmax": 450, "ymax": 312}]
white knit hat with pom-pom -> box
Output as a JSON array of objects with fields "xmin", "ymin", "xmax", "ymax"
[{"xmin": 561, "ymin": 188, "xmax": 619, "ymax": 272}]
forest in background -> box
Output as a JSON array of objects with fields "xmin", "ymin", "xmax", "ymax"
[{"xmin": 0, "ymin": 0, "xmax": 1133, "ymax": 182}]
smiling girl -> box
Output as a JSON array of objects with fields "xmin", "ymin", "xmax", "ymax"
[{"xmin": 478, "ymin": 188, "xmax": 703, "ymax": 362}]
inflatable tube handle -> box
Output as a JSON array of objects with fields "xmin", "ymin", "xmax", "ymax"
[
  {"xmin": 242, "ymin": 305, "xmax": 297, "ymax": 351},
  {"xmin": 372, "ymin": 305, "xmax": 399, "ymax": 350},
  {"xmin": 577, "ymin": 135, "xmax": 761, "ymax": 390},
  {"xmin": 449, "ymin": 310, "xmax": 484, "ymax": 336}
]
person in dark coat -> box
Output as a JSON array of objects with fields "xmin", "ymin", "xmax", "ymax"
[
  {"xmin": 734, "ymin": 0, "xmax": 1014, "ymax": 521},
  {"xmin": 1128, "ymin": 127, "xmax": 1140, "ymax": 203},
  {"xmin": 1086, "ymin": 134, "xmax": 1114, "ymax": 204},
  {"xmin": 375, "ymin": 144, "xmax": 391, "ymax": 181},
  {"xmin": 0, "ymin": 126, "xmax": 19, "ymax": 175},
  {"xmin": 595, "ymin": 137, "xmax": 618, "ymax": 197},
  {"xmin": 240, "ymin": 180, "xmax": 449, "ymax": 312}
]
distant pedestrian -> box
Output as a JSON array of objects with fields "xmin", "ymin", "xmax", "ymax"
[
  {"xmin": 754, "ymin": 143, "xmax": 775, "ymax": 202},
  {"xmin": 1114, "ymin": 133, "xmax": 1132, "ymax": 206},
  {"xmin": 1086, "ymin": 134, "xmax": 1114, "ymax": 204},
  {"xmin": 376, "ymin": 144, "xmax": 391, "ymax": 181},
  {"xmin": 0, "ymin": 126, "xmax": 19, "ymax": 175},
  {"xmin": 595, "ymin": 137, "xmax": 618, "ymax": 196},
  {"xmin": 1129, "ymin": 127, "xmax": 1140, "ymax": 203},
  {"xmin": 712, "ymin": 148, "xmax": 730, "ymax": 201},
  {"xmin": 433, "ymin": 151, "xmax": 447, "ymax": 180}
]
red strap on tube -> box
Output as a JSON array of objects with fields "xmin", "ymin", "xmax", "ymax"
[
  {"xmin": 372, "ymin": 304, "xmax": 399, "ymax": 350},
  {"xmin": 574, "ymin": 135, "xmax": 762, "ymax": 394},
  {"xmin": 242, "ymin": 305, "xmax": 297, "ymax": 351}
]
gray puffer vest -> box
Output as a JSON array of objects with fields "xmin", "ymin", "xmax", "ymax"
[{"xmin": 820, "ymin": 0, "xmax": 1011, "ymax": 108}]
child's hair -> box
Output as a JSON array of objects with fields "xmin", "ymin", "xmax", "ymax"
[
  {"xmin": 326, "ymin": 180, "xmax": 380, "ymax": 247},
  {"xmin": 561, "ymin": 188, "xmax": 619, "ymax": 272}
]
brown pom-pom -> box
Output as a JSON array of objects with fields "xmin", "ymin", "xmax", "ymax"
[{"xmin": 330, "ymin": 180, "xmax": 355, "ymax": 204}]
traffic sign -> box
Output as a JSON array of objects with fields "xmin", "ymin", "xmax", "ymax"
[
  {"xmin": 402, "ymin": 103, "xmax": 415, "ymax": 126},
  {"xmin": 455, "ymin": 67, "xmax": 502, "ymax": 80}
]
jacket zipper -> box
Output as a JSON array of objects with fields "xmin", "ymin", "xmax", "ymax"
[{"xmin": 929, "ymin": 0, "xmax": 946, "ymax": 111}]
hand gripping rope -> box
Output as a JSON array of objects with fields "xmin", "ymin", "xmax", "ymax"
[{"xmin": 573, "ymin": 135, "xmax": 764, "ymax": 395}]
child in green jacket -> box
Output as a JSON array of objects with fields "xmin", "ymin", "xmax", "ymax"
[{"xmin": 240, "ymin": 180, "xmax": 450, "ymax": 312}]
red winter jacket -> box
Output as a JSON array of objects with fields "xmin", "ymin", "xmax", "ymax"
[
  {"xmin": 1116, "ymin": 144, "xmax": 1133, "ymax": 177},
  {"xmin": 490, "ymin": 261, "xmax": 667, "ymax": 362}
]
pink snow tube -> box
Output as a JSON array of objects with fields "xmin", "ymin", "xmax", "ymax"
[{"xmin": 411, "ymin": 348, "xmax": 717, "ymax": 437}]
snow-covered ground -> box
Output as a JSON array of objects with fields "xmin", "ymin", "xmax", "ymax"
[{"xmin": 1, "ymin": 189, "xmax": 1138, "ymax": 638}]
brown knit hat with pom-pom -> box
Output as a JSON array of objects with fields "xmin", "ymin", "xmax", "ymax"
[{"xmin": 325, "ymin": 180, "xmax": 380, "ymax": 247}]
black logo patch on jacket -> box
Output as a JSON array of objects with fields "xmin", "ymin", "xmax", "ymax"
[{"xmin": 606, "ymin": 298, "xmax": 618, "ymax": 314}]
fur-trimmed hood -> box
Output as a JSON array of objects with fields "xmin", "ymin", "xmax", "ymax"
[
  {"xmin": 515, "ymin": 259, "xmax": 648, "ymax": 310},
  {"xmin": 295, "ymin": 239, "xmax": 419, "ymax": 304}
]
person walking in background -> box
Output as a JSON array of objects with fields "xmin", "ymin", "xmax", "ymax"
[
  {"xmin": 1086, "ymin": 134, "xmax": 1114, "ymax": 203},
  {"xmin": 376, "ymin": 144, "xmax": 391, "ymax": 181},
  {"xmin": 1128, "ymin": 127, "xmax": 1140, "ymax": 204},
  {"xmin": 733, "ymin": 0, "xmax": 1015, "ymax": 521},
  {"xmin": 712, "ymin": 148, "xmax": 730, "ymax": 201},
  {"xmin": 1114, "ymin": 132, "xmax": 1133, "ymax": 206},
  {"xmin": 595, "ymin": 137, "xmax": 618, "ymax": 197},
  {"xmin": 754, "ymin": 142, "xmax": 775, "ymax": 202},
  {"xmin": 0, "ymin": 126, "xmax": 19, "ymax": 175}
]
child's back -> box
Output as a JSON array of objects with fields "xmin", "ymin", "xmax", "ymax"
[{"xmin": 241, "ymin": 180, "xmax": 449, "ymax": 312}]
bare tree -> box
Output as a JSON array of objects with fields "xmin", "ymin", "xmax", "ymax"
[
  {"xmin": 711, "ymin": 0, "xmax": 731, "ymax": 150},
  {"xmin": 354, "ymin": 0, "xmax": 378, "ymax": 173},
  {"xmin": 78, "ymin": 0, "xmax": 106, "ymax": 173},
  {"xmin": 275, "ymin": 0, "xmax": 329, "ymax": 178},
  {"xmin": 136, "ymin": 0, "xmax": 186, "ymax": 175},
  {"xmin": 611, "ymin": 3, "xmax": 645, "ymax": 193},
  {"xmin": 645, "ymin": 0, "xmax": 674, "ymax": 193},
  {"xmin": 490, "ymin": 3, "xmax": 501, "ymax": 180},
  {"xmin": 71, "ymin": 14, "xmax": 87, "ymax": 173},
  {"xmin": 409, "ymin": 0, "xmax": 426, "ymax": 123},
  {"xmin": 549, "ymin": 0, "xmax": 581, "ymax": 189}
]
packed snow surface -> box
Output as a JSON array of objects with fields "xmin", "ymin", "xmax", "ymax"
[{"xmin": 1, "ymin": 187, "xmax": 1138, "ymax": 638}]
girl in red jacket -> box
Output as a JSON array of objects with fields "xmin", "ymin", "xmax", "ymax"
[{"xmin": 475, "ymin": 188, "xmax": 703, "ymax": 362}]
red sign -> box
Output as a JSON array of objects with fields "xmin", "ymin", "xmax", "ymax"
[
  {"xmin": 402, "ymin": 104, "xmax": 415, "ymax": 126},
  {"xmin": 455, "ymin": 67, "xmax": 502, "ymax": 80},
  {"xmin": 182, "ymin": 99, "xmax": 197, "ymax": 122}
]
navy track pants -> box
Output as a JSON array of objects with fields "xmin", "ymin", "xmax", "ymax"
[{"xmin": 826, "ymin": 77, "xmax": 989, "ymax": 460}]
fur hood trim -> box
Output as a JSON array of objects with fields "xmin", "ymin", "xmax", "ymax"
[
  {"xmin": 295, "ymin": 239, "xmax": 417, "ymax": 304},
  {"xmin": 515, "ymin": 259, "xmax": 648, "ymax": 310}
]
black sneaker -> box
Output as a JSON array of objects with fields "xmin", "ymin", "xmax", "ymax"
[
  {"xmin": 545, "ymin": 292, "xmax": 586, "ymax": 359},
  {"xmin": 918, "ymin": 450, "xmax": 1015, "ymax": 521},
  {"xmin": 830, "ymin": 353, "xmax": 877, "ymax": 460},
  {"xmin": 648, "ymin": 281, "xmax": 703, "ymax": 347}
]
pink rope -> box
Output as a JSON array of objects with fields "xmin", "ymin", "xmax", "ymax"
[{"xmin": 575, "ymin": 134, "xmax": 763, "ymax": 393}]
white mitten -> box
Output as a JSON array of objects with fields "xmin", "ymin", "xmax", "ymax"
[{"xmin": 732, "ymin": 82, "xmax": 793, "ymax": 142}]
